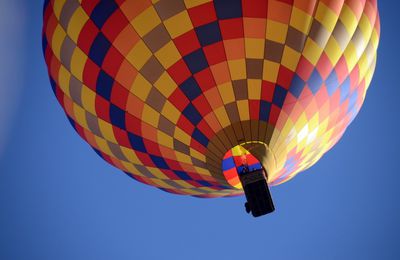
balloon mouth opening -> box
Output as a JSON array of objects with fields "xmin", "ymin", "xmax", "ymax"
[{"xmin": 221, "ymin": 143, "xmax": 264, "ymax": 189}]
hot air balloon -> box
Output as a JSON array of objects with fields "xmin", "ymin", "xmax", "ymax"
[{"xmin": 42, "ymin": 0, "xmax": 380, "ymax": 217}]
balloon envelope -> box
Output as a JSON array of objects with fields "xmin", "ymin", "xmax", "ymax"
[{"xmin": 43, "ymin": 0, "xmax": 380, "ymax": 197}]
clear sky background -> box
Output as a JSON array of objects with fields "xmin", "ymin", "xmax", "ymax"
[{"xmin": 0, "ymin": 1, "xmax": 399, "ymax": 259}]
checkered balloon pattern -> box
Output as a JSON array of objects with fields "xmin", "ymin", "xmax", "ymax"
[{"xmin": 43, "ymin": 0, "xmax": 380, "ymax": 197}]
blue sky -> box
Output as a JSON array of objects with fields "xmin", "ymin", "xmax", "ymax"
[{"xmin": 1, "ymin": 1, "xmax": 399, "ymax": 259}]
